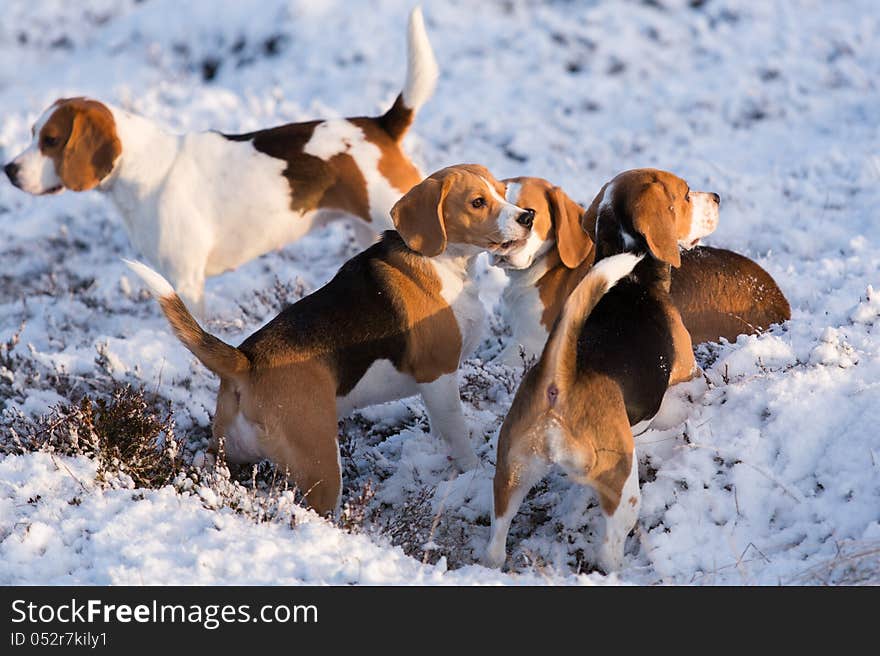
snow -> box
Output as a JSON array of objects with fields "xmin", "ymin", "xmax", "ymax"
[{"xmin": 1, "ymin": 0, "xmax": 879, "ymax": 585}]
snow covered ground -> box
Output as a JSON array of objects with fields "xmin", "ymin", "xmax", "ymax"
[{"xmin": 1, "ymin": 0, "xmax": 878, "ymax": 585}]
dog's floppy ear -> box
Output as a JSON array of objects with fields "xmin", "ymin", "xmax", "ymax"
[
  {"xmin": 628, "ymin": 182, "xmax": 681, "ymax": 267},
  {"xmin": 58, "ymin": 101, "xmax": 121, "ymax": 191},
  {"xmin": 581, "ymin": 182, "xmax": 608, "ymax": 243},
  {"xmin": 391, "ymin": 174, "xmax": 452, "ymax": 256},
  {"xmin": 548, "ymin": 186, "xmax": 591, "ymax": 268}
]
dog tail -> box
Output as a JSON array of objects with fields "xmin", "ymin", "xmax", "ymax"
[
  {"xmin": 124, "ymin": 260, "xmax": 250, "ymax": 379},
  {"xmin": 542, "ymin": 253, "xmax": 644, "ymax": 390},
  {"xmin": 379, "ymin": 6, "xmax": 438, "ymax": 141}
]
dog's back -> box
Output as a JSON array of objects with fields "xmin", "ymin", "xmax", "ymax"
[
  {"xmin": 238, "ymin": 231, "xmax": 460, "ymax": 399},
  {"xmin": 574, "ymin": 270, "xmax": 675, "ymax": 426}
]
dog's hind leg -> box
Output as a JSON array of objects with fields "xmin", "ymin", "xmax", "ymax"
[
  {"xmin": 593, "ymin": 446, "xmax": 640, "ymax": 574},
  {"xmin": 484, "ymin": 420, "xmax": 550, "ymax": 569},
  {"xmin": 262, "ymin": 373, "xmax": 343, "ymax": 517},
  {"xmin": 552, "ymin": 411, "xmax": 640, "ymax": 574}
]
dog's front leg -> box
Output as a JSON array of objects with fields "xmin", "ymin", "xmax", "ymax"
[{"xmin": 418, "ymin": 373, "xmax": 479, "ymax": 472}]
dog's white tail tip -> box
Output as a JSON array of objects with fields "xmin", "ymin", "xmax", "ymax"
[
  {"xmin": 592, "ymin": 252, "xmax": 644, "ymax": 290},
  {"xmin": 402, "ymin": 5, "xmax": 438, "ymax": 112},
  {"xmin": 123, "ymin": 259, "xmax": 175, "ymax": 299}
]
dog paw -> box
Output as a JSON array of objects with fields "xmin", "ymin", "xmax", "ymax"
[
  {"xmin": 481, "ymin": 547, "xmax": 507, "ymax": 569},
  {"xmin": 453, "ymin": 451, "xmax": 480, "ymax": 472}
]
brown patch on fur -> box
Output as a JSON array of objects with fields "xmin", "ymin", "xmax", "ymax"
[
  {"xmin": 373, "ymin": 247, "xmax": 462, "ymax": 383},
  {"xmin": 226, "ymin": 121, "xmax": 338, "ymax": 214},
  {"xmin": 493, "ymin": 368, "xmax": 634, "ymax": 521},
  {"xmin": 320, "ymin": 152, "xmax": 371, "ymax": 222},
  {"xmin": 673, "ymin": 246, "xmax": 792, "ymax": 343},
  {"xmin": 42, "ymin": 98, "xmax": 121, "ymax": 191},
  {"xmin": 226, "ymin": 112, "xmax": 425, "ymax": 224}
]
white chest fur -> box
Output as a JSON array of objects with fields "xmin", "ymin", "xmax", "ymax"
[
  {"xmin": 498, "ymin": 258, "xmax": 552, "ymax": 366},
  {"xmin": 430, "ymin": 252, "xmax": 486, "ymax": 361}
]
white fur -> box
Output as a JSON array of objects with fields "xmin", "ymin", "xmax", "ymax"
[
  {"xmin": 123, "ymin": 259, "xmax": 174, "ymax": 298},
  {"xmin": 684, "ymin": 191, "xmax": 720, "ymax": 244},
  {"xmin": 402, "ymin": 6, "xmax": 438, "ymax": 112},
  {"xmin": 225, "ymin": 412, "xmax": 266, "ymax": 464},
  {"xmin": 337, "ymin": 359, "xmax": 418, "ymax": 416},
  {"xmin": 430, "ymin": 249, "xmax": 486, "ymax": 359},
  {"xmin": 498, "ymin": 264, "xmax": 551, "ymax": 367},
  {"xmin": 419, "ymin": 372, "xmax": 479, "ymax": 471},
  {"xmin": 495, "ymin": 179, "xmax": 557, "ymax": 365}
]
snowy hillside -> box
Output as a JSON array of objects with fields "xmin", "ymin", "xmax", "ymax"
[{"xmin": 1, "ymin": 0, "xmax": 878, "ymax": 585}]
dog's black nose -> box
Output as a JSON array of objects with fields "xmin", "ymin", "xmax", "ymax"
[
  {"xmin": 517, "ymin": 208, "xmax": 535, "ymax": 228},
  {"xmin": 711, "ymin": 192, "xmax": 721, "ymax": 204},
  {"xmin": 4, "ymin": 162, "xmax": 19, "ymax": 183}
]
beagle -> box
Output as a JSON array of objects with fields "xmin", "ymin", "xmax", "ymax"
[
  {"xmin": 126, "ymin": 164, "xmax": 536, "ymax": 515},
  {"xmin": 485, "ymin": 169, "xmax": 719, "ymax": 573},
  {"xmin": 495, "ymin": 177, "xmax": 790, "ymax": 366},
  {"xmin": 4, "ymin": 8, "xmax": 438, "ymax": 316}
]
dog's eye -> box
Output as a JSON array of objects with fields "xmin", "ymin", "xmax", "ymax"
[
  {"xmin": 41, "ymin": 135, "xmax": 59, "ymax": 148},
  {"xmin": 471, "ymin": 197, "xmax": 486, "ymax": 209},
  {"xmin": 685, "ymin": 191, "xmax": 691, "ymax": 202}
]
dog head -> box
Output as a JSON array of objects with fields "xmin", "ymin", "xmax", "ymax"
[
  {"xmin": 584, "ymin": 168, "xmax": 719, "ymax": 267},
  {"xmin": 492, "ymin": 176, "xmax": 592, "ymax": 270},
  {"xmin": 4, "ymin": 97, "xmax": 122, "ymax": 195},
  {"xmin": 390, "ymin": 164, "xmax": 535, "ymax": 257}
]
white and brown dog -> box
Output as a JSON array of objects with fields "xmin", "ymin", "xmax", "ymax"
[
  {"xmin": 126, "ymin": 164, "xmax": 535, "ymax": 515},
  {"xmin": 4, "ymin": 8, "xmax": 438, "ymax": 316},
  {"xmin": 494, "ymin": 176, "xmax": 790, "ymax": 366},
  {"xmin": 485, "ymin": 169, "xmax": 719, "ymax": 573}
]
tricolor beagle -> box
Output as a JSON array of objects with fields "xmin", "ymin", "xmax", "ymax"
[
  {"xmin": 126, "ymin": 164, "xmax": 535, "ymax": 515},
  {"xmin": 495, "ymin": 177, "xmax": 790, "ymax": 366},
  {"xmin": 485, "ymin": 169, "xmax": 719, "ymax": 572},
  {"xmin": 4, "ymin": 8, "xmax": 438, "ymax": 316}
]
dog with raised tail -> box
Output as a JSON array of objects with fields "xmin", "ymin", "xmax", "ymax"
[
  {"xmin": 4, "ymin": 7, "xmax": 438, "ymax": 316},
  {"xmin": 485, "ymin": 169, "xmax": 720, "ymax": 573},
  {"xmin": 126, "ymin": 163, "xmax": 536, "ymax": 516}
]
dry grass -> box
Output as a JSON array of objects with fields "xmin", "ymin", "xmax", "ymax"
[
  {"xmin": 2, "ymin": 384, "xmax": 181, "ymax": 488},
  {"xmin": 791, "ymin": 540, "xmax": 880, "ymax": 585}
]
